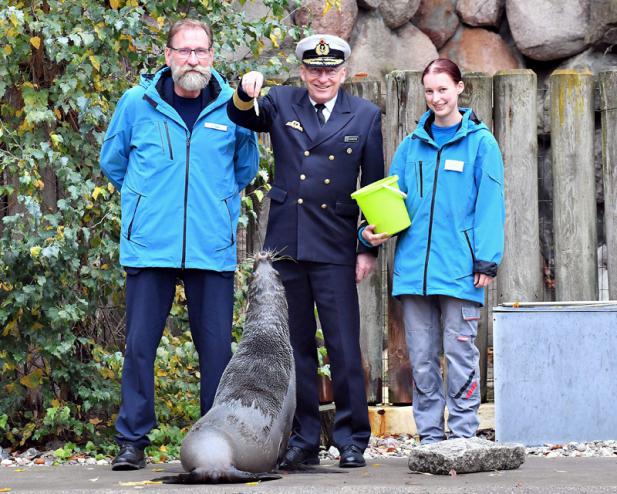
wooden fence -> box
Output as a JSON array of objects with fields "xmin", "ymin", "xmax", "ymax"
[{"xmin": 243, "ymin": 68, "xmax": 617, "ymax": 405}]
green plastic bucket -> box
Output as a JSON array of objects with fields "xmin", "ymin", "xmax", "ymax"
[{"xmin": 351, "ymin": 175, "xmax": 411, "ymax": 235}]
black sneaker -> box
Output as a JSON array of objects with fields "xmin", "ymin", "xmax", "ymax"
[{"xmin": 111, "ymin": 444, "xmax": 145, "ymax": 471}]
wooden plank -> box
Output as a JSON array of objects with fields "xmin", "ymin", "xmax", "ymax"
[
  {"xmin": 494, "ymin": 70, "xmax": 543, "ymax": 304},
  {"xmin": 550, "ymin": 69, "xmax": 598, "ymax": 301},
  {"xmin": 599, "ymin": 70, "xmax": 617, "ymax": 299},
  {"xmin": 346, "ymin": 80, "xmax": 386, "ymax": 404},
  {"xmin": 384, "ymin": 71, "xmax": 426, "ymax": 404},
  {"xmin": 461, "ymin": 72, "xmax": 493, "ymax": 403}
]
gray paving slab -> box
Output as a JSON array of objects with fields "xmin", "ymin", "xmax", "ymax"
[{"xmin": 1, "ymin": 457, "xmax": 617, "ymax": 493}]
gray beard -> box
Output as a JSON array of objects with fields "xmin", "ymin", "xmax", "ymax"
[{"xmin": 172, "ymin": 67, "xmax": 212, "ymax": 92}]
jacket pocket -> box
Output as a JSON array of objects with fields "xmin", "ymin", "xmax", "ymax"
[
  {"xmin": 121, "ymin": 185, "xmax": 147, "ymax": 246},
  {"xmin": 463, "ymin": 229, "xmax": 476, "ymax": 264},
  {"xmin": 267, "ymin": 185, "xmax": 287, "ymax": 204},
  {"xmin": 216, "ymin": 192, "xmax": 237, "ymax": 251},
  {"xmin": 162, "ymin": 121, "xmax": 174, "ymax": 160},
  {"xmin": 418, "ymin": 160, "xmax": 423, "ymax": 197},
  {"xmin": 335, "ymin": 201, "xmax": 360, "ymax": 218}
]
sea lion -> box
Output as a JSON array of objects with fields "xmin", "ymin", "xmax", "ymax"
[{"xmin": 159, "ymin": 252, "xmax": 295, "ymax": 483}]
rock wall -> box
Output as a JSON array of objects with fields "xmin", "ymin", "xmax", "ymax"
[{"xmin": 281, "ymin": 0, "xmax": 616, "ymax": 77}]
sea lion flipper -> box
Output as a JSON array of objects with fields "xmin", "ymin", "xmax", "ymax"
[{"xmin": 223, "ymin": 467, "xmax": 282, "ymax": 482}]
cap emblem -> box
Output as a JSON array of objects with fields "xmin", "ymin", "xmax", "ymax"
[{"xmin": 315, "ymin": 39, "xmax": 330, "ymax": 56}]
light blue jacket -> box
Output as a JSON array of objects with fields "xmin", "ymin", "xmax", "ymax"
[
  {"xmin": 100, "ymin": 67, "xmax": 259, "ymax": 271},
  {"xmin": 389, "ymin": 108, "xmax": 505, "ymax": 305}
]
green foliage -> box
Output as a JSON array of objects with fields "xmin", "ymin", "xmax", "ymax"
[{"xmin": 0, "ymin": 0, "xmax": 307, "ymax": 452}]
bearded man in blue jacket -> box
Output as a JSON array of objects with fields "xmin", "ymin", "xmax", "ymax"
[{"xmin": 100, "ymin": 19, "xmax": 259, "ymax": 471}]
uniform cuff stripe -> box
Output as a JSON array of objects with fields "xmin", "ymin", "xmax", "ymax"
[{"xmin": 233, "ymin": 91, "xmax": 255, "ymax": 111}]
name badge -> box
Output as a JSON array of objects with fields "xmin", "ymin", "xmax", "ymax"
[
  {"xmin": 204, "ymin": 122, "xmax": 228, "ymax": 131},
  {"xmin": 444, "ymin": 159, "xmax": 464, "ymax": 172},
  {"xmin": 344, "ymin": 136, "xmax": 359, "ymax": 143}
]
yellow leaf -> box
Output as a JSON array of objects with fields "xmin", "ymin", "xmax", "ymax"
[
  {"xmin": 89, "ymin": 55, "xmax": 100, "ymax": 72},
  {"xmin": 34, "ymin": 179, "xmax": 44, "ymax": 190},
  {"xmin": 89, "ymin": 417, "xmax": 102, "ymax": 426},
  {"xmin": 245, "ymin": 481, "xmax": 261, "ymax": 486},
  {"xmin": 269, "ymin": 32, "xmax": 279, "ymax": 49},
  {"xmin": 109, "ymin": 0, "xmax": 120, "ymax": 9},
  {"xmin": 107, "ymin": 183, "xmax": 115, "ymax": 194},
  {"xmin": 31, "ymin": 322, "xmax": 44, "ymax": 331},
  {"xmin": 157, "ymin": 17, "xmax": 165, "ymax": 28},
  {"xmin": 3, "ymin": 45, "xmax": 13, "ymax": 56},
  {"xmin": 101, "ymin": 263, "xmax": 109, "ymax": 270},
  {"xmin": 2, "ymin": 319, "xmax": 18, "ymax": 338},
  {"xmin": 51, "ymin": 399, "xmax": 61, "ymax": 407},
  {"xmin": 92, "ymin": 186, "xmax": 104, "ymax": 201},
  {"xmin": 127, "ymin": 0, "xmax": 139, "ymax": 6},
  {"xmin": 30, "ymin": 36, "xmax": 41, "ymax": 49},
  {"xmin": 0, "ymin": 486, "xmax": 12, "ymax": 491},
  {"xmin": 0, "ymin": 282, "xmax": 13, "ymax": 291},
  {"xmin": 86, "ymin": 202, "xmax": 93, "ymax": 210},
  {"xmin": 54, "ymin": 108, "xmax": 62, "ymax": 120},
  {"xmin": 323, "ymin": 2, "xmax": 332, "ymax": 14},
  {"xmin": 19, "ymin": 369, "xmax": 43, "ymax": 390},
  {"xmin": 9, "ymin": 14, "xmax": 19, "ymax": 27},
  {"xmin": 159, "ymin": 445, "xmax": 167, "ymax": 452},
  {"xmin": 30, "ymin": 246, "xmax": 42, "ymax": 258}
]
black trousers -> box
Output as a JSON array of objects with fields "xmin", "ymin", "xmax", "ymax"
[
  {"xmin": 274, "ymin": 260, "xmax": 370, "ymax": 452},
  {"xmin": 115, "ymin": 267, "xmax": 234, "ymax": 448}
]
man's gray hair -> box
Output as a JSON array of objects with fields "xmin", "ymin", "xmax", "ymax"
[{"xmin": 167, "ymin": 19, "xmax": 213, "ymax": 48}]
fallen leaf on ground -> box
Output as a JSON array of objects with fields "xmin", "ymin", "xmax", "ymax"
[
  {"xmin": 245, "ymin": 481, "xmax": 261, "ymax": 486},
  {"xmin": 0, "ymin": 488, "xmax": 12, "ymax": 492},
  {"xmin": 118, "ymin": 481, "xmax": 163, "ymax": 486}
]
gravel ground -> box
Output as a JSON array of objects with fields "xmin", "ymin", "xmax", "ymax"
[{"xmin": 3, "ymin": 431, "xmax": 616, "ymax": 468}]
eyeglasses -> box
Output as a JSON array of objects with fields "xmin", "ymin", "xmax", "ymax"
[
  {"xmin": 306, "ymin": 67, "xmax": 342, "ymax": 79},
  {"xmin": 167, "ymin": 46, "xmax": 212, "ymax": 59}
]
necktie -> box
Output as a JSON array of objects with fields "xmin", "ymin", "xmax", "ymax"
[{"xmin": 315, "ymin": 103, "xmax": 326, "ymax": 127}]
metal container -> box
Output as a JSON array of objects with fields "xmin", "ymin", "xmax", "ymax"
[{"xmin": 493, "ymin": 302, "xmax": 617, "ymax": 446}]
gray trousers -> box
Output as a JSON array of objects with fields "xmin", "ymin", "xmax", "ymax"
[{"xmin": 401, "ymin": 295, "xmax": 481, "ymax": 444}]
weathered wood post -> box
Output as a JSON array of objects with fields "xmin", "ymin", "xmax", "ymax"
[
  {"xmin": 494, "ymin": 70, "xmax": 543, "ymax": 304},
  {"xmin": 384, "ymin": 71, "xmax": 425, "ymax": 404},
  {"xmin": 460, "ymin": 73, "xmax": 493, "ymax": 403},
  {"xmin": 345, "ymin": 79, "xmax": 385, "ymax": 404},
  {"xmin": 599, "ymin": 70, "xmax": 617, "ymax": 299},
  {"xmin": 550, "ymin": 69, "xmax": 598, "ymax": 301}
]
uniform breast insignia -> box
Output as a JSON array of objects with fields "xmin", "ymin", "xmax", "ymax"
[
  {"xmin": 286, "ymin": 120, "xmax": 304, "ymax": 132},
  {"xmin": 344, "ymin": 136, "xmax": 359, "ymax": 142}
]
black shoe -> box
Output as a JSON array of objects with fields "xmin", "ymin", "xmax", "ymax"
[
  {"xmin": 339, "ymin": 444, "xmax": 366, "ymax": 468},
  {"xmin": 278, "ymin": 446, "xmax": 320, "ymax": 470},
  {"xmin": 112, "ymin": 444, "xmax": 145, "ymax": 471}
]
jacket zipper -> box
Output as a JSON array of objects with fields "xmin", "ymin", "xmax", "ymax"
[
  {"xmin": 164, "ymin": 121, "xmax": 174, "ymax": 160},
  {"xmin": 181, "ymin": 134, "xmax": 190, "ymax": 268},
  {"xmin": 419, "ymin": 160, "xmax": 423, "ymax": 197},
  {"xmin": 127, "ymin": 195, "xmax": 142, "ymax": 241},
  {"xmin": 224, "ymin": 198, "xmax": 234, "ymax": 245},
  {"xmin": 423, "ymin": 148, "xmax": 443, "ymax": 295},
  {"xmin": 464, "ymin": 230, "xmax": 476, "ymax": 264}
]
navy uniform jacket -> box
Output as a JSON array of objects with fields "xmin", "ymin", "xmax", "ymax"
[{"xmin": 227, "ymin": 85, "xmax": 384, "ymax": 266}]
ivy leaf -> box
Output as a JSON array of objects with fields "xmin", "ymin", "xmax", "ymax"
[
  {"xmin": 20, "ymin": 369, "xmax": 44, "ymax": 390},
  {"xmin": 30, "ymin": 37, "xmax": 41, "ymax": 49},
  {"xmin": 89, "ymin": 55, "xmax": 101, "ymax": 72}
]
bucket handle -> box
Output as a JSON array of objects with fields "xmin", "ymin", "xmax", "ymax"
[{"xmin": 382, "ymin": 184, "xmax": 407, "ymax": 199}]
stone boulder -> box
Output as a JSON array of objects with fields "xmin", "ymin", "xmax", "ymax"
[
  {"xmin": 456, "ymin": 0, "xmax": 505, "ymax": 28},
  {"xmin": 358, "ymin": 0, "xmax": 382, "ymax": 10},
  {"xmin": 439, "ymin": 26, "xmax": 523, "ymax": 75},
  {"xmin": 587, "ymin": 0, "xmax": 617, "ymax": 51},
  {"xmin": 506, "ymin": 0, "xmax": 590, "ymax": 61},
  {"xmin": 347, "ymin": 9, "xmax": 438, "ymax": 79},
  {"xmin": 412, "ymin": 0, "xmax": 459, "ymax": 49},
  {"xmin": 294, "ymin": 0, "xmax": 359, "ymax": 40},
  {"xmin": 408, "ymin": 437, "xmax": 526, "ymax": 475},
  {"xmin": 379, "ymin": 0, "xmax": 422, "ymax": 29}
]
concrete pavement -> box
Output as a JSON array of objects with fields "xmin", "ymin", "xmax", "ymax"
[{"xmin": 1, "ymin": 456, "xmax": 617, "ymax": 493}]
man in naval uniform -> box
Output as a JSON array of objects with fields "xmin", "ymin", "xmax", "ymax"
[{"xmin": 227, "ymin": 34, "xmax": 384, "ymax": 469}]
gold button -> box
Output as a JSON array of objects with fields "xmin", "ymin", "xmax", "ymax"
[
  {"xmin": 328, "ymin": 155, "xmax": 335, "ymax": 161},
  {"xmin": 324, "ymin": 178, "xmax": 331, "ymax": 184},
  {"xmin": 321, "ymin": 203, "xmax": 327, "ymax": 209},
  {"xmin": 297, "ymin": 198, "xmax": 304, "ymax": 204},
  {"xmin": 347, "ymin": 148, "xmax": 352, "ymax": 154},
  {"xmin": 304, "ymin": 150, "xmax": 310, "ymax": 157},
  {"xmin": 300, "ymin": 174, "xmax": 306, "ymax": 180}
]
